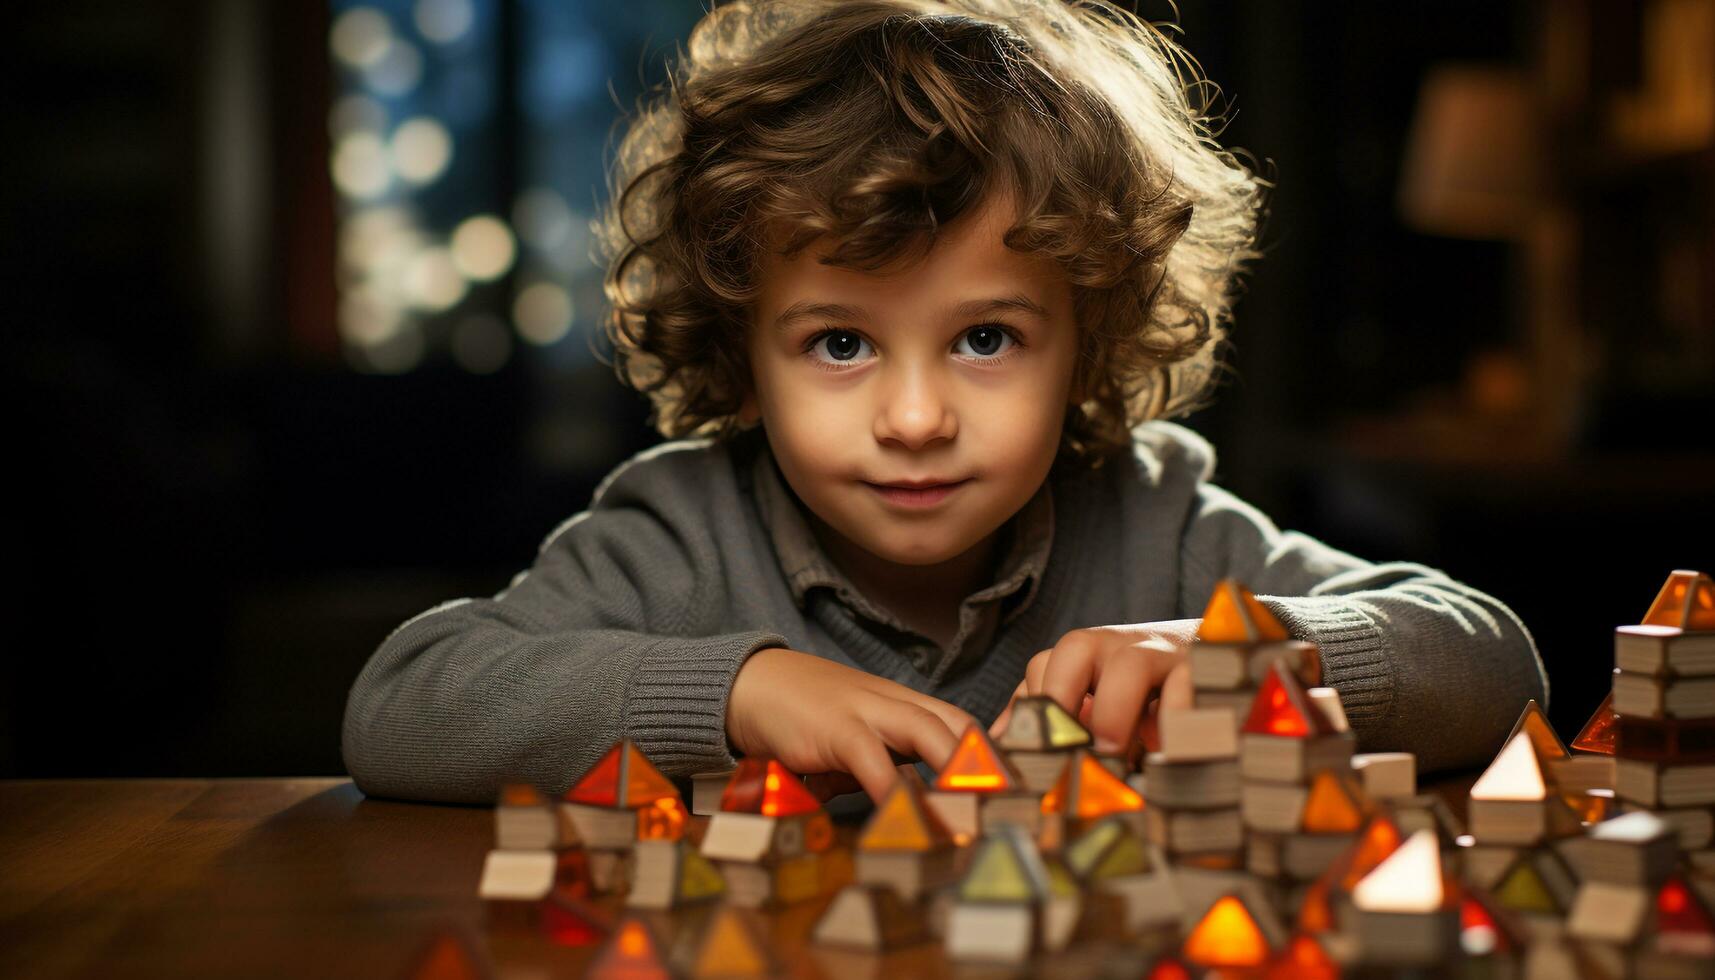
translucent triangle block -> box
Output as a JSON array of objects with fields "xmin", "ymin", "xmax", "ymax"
[
  {"xmin": 1353, "ymin": 829, "xmax": 1444, "ymax": 913},
  {"xmin": 935, "ymin": 726, "xmax": 1020, "ymax": 793},
  {"xmin": 540, "ymin": 895, "xmax": 608, "ymax": 948},
  {"xmin": 553, "ymin": 848, "xmax": 593, "ymax": 902},
  {"xmin": 678, "ymin": 845, "xmax": 726, "ymax": 902},
  {"xmin": 719, "ymin": 758, "xmax": 821, "ymax": 817},
  {"xmin": 566, "ymin": 741, "xmax": 678, "ymax": 809},
  {"xmin": 1506, "ymin": 700, "xmax": 1570, "ymax": 764},
  {"xmin": 1572, "ymin": 692, "xmax": 1617, "ymax": 755},
  {"xmin": 1470, "ymin": 732, "xmax": 1547, "ymax": 802},
  {"xmin": 692, "ymin": 906, "xmax": 771, "ymax": 977},
  {"xmin": 588, "ymin": 918, "xmax": 670, "ymax": 979},
  {"xmin": 1145, "ymin": 957, "xmax": 1193, "ymax": 980},
  {"xmin": 1041, "ymin": 752, "xmax": 1144, "ymax": 819},
  {"xmin": 958, "ymin": 833, "xmax": 1039, "ymax": 902},
  {"xmin": 1093, "ymin": 827, "xmax": 1153, "ymax": 880},
  {"xmin": 1641, "ymin": 570, "xmax": 1715, "ymax": 631},
  {"xmin": 1460, "ymin": 892, "xmax": 1511, "ymax": 956},
  {"xmin": 993, "ymin": 695, "xmax": 1092, "ymax": 751},
  {"xmin": 859, "ymin": 780, "xmax": 950, "ymax": 852},
  {"xmin": 1198, "ymin": 579, "xmax": 1290, "ymax": 643},
  {"xmin": 1182, "ymin": 894, "xmax": 1271, "ymax": 968},
  {"xmin": 636, "ymin": 797, "xmax": 687, "ymax": 841},
  {"xmin": 1045, "ymin": 700, "xmax": 1092, "ymax": 748},
  {"xmin": 1300, "ymin": 770, "xmax": 1365, "ymax": 833},
  {"xmin": 408, "ymin": 930, "xmax": 487, "ymax": 980},
  {"xmin": 1242, "ymin": 662, "xmax": 1328, "ymax": 738},
  {"xmin": 1657, "ymin": 877, "xmax": 1715, "ymax": 935},
  {"xmin": 500, "ymin": 783, "xmax": 545, "ymax": 807},
  {"xmin": 1492, "ymin": 858, "xmax": 1558, "ymax": 914},
  {"xmin": 1265, "ymin": 934, "xmax": 1338, "ymax": 980},
  {"xmin": 1296, "ymin": 876, "xmax": 1335, "ymax": 934},
  {"xmin": 1338, "ymin": 814, "xmax": 1404, "ymax": 891}
]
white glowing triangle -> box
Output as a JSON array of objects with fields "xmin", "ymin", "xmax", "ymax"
[
  {"xmin": 1469, "ymin": 732, "xmax": 1546, "ymax": 802},
  {"xmin": 1352, "ymin": 830, "xmax": 1444, "ymax": 913},
  {"xmin": 1591, "ymin": 810, "xmax": 1670, "ymax": 844}
]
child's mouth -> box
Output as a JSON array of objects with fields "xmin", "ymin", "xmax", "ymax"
[{"xmin": 863, "ymin": 478, "xmax": 971, "ymax": 509}]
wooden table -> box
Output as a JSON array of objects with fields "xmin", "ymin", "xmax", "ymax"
[{"xmin": 0, "ymin": 777, "xmax": 1474, "ymax": 979}]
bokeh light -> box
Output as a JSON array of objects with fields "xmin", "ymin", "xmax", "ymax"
[
  {"xmin": 415, "ymin": 0, "xmax": 476, "ymax": 45},
  {"xmin": 331, "ymin": 132, "xmax": 392, "ymax": 199},
  {"xmin": 390, "ymin": 117, "xmax": 453, "ymax": 185},
  {"xmin": 365, "ymin": 38, "xmax": 424, "ymax": 96},
  {"xmin": 330, "ymin": 7, "xmax": 392, "ymax": 69},
  {"xmin": 402, "ymin": 247, "xmax": 468, "ymax": 312},
  {"xmin": 513, "ymin": 282, "xmax": 574, "ymax": 345},
  {"xmin": 450, "ymin": 215, "xmax": 515, "ymax": 281}
]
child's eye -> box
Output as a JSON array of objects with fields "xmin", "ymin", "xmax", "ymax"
[
  {"xmin": 807, "ymin": 329, "xmax": 874, "ymax": 367},
  {"xmin": 953, "ymin": 324, "xmax": 1018, "ymax": 359}
]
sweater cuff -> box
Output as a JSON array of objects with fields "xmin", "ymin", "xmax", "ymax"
[
  {"xmin": 1256, "ymin": 595, "xmax": 1393, "ymax": 728},
  {"xmin": 625, "ymin": 630, "xmax": 788, "ymax": 777}
]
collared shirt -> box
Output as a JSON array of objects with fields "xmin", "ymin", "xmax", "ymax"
[{"xmin": 749, "ymin": 448, "xmax": 1055, "ymax": 682}]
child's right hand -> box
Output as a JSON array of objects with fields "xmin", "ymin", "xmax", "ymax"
[{"xmin": 726, "ymin": 647, "xmax": 979, "ymax": 803}]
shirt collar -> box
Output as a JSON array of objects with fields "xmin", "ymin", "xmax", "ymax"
[{"xmin": 750, "ymin": 446, "xmax": 1054, "ymax": 629}]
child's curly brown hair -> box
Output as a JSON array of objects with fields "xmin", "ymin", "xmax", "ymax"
[{"xmin": 593, "ymin": 0, "xmax": 1267, "ymax": 467}]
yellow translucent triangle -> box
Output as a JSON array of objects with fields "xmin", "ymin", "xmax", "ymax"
[
  {"xmin": 1493, "ymin": 859, "xmax": 1559, "ymax": 914},
  {"xmin": 960, "ymin": 837, "xmax": 1035, "ymax": 901},
  {"xmin": 679, "ymin": 846, "xmax": 726, "ymax": 901},
  {"xmin": 1044, "ymin": 700, "xmax": 1092, "ymax": 748},
  {"xmin": 1506, "ymin": 700, "xmax": 1570, "ymax": 764},
  {"xmin": 1352, "ymin": 830, "xmax": 1443, "ymax": 913},
  {"xmin": 1046, "ymin": 859, "xmax": 1077, "ymax": 897},
  {"xmin": 1470, "ymin": 732, "xmax": 1547, "ymax": 801},
  {"xmin": 1093, "ymin": 829, "xmax": 1152, "ymax": 879},
  {"xmin": 1642, "ymin": 570, "xmax": 1715, "ymax": 631},
  {"xmin": 859, "ymin": 782, "xmax": 940, "ymax": 852},
  {"xmin": 692, "ymin": 907, "xmax": 768, "ymax": 976},
  {"xmin": 1182, "ymin": 894, "xmax": 1271, "ymax": 967},
  {"xmin": 1198, "ymin": 579, "xmax": 1289, "ymax": 643},
  {"xmin": 1066, "ymin": 819, "xmax": 1123, "ymax": 879}
]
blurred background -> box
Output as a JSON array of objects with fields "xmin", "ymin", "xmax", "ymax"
[{"xmin": 5, "ymin": 0, "xmax": 1711, "ymax": 778}]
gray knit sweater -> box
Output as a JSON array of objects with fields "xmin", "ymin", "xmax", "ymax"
[{"xmin": 341, "ymin": 421, "xmax": 1548, "ymax": 804}]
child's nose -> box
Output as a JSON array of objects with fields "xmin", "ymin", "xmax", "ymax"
[{"xmin": 873, "ymin": 365, "xmax": 957, "ymax": 450}]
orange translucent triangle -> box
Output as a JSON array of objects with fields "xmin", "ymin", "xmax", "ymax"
[
  {"xmin": 1265, "ymin": 934, "xmax": 1338, "ymax": 980},
  {"xmin": 500, "ymin": 783, "xmax": 545, "ymax": 807},
  {"xmin": 1507, "ymin": 700, "xmax": 1570, "ymax": 763},
  {"xmin": 1338, "ymin": 814, "xmax": 1404, "ymax": 890},
  {"xmin": 635, "ymin": 796, "xmax": 687, "ymax": 841},
  {"xmin": 1572, "ymin": 692, "xmax": 1617, "ymax": 755},
  {"xmin": 1199, "ymin": 579, "xmax": 1290, "ymax": 643},
  {"xmin": 566, "ymin": 742, "xmax": 678, "ymax": 808},
  {"xmin": 588, "ymin": 918, "xmax": 669, "ymax": 979},
  {"xmin": 1642, "ymin": 571, "xmax": 1715, "ymax": 631},
  {"xmin": 409, "ymin": 931, "xmax": 486, "ymax": 980},
  {"xmin": 1243, "ymin": 663, "xmax": 1327, "ymax": 738},
  {"xmin": 860, "ymin": 781, "xmax": 949, "ymax": 851},
  {"xmin": 1301, "ymin": 770, "xmax": 1364, "ymax": 833},
  {"xmin": 1041, "ymin": 753, "xmax": 1144, "ymax": 818},
  {"xmin": 935, "ymin": 726, "xmax": 1018, "ymax": 793},
  {"xmin": 1658, "ymin": 877, "xmax": 1715, "ymax": 935},
  {"xmin": 693, "ymin": 907, "xmax": 770, "ymax": 976},
  {"xmin": 1296, "ymin": 876, "xmax": 1335, "ymax": 934},
  {"xmin": 718, "ymin": 758, "xmax": 821, "ymax": 817},
  {"xmin": 1183, "ymin": 894, "xmax": 1271, "ymax": 967}
]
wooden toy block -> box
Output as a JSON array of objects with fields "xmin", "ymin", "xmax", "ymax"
[
  {"xmin": 1190, "ymin": 689, "xmax": 1255, "ymax": 718},
  {"xmin": 1147, "ymin": 755, "xmax": 1241, "ymax": 809},
  {"xmin": 1281, "ymin": 832, "xmax": 1360, "ymax": 881},
  {"xmin": 1616, "ymin": 801, "xmax": 1715, "ymax": 849},
  {"xmin": 1390, "ymin": 792, "xmax": 1467, "ymax": 845},
  {"xmin": 1462, "ymin": 845, "xmax": 1524, "ymax": 891},
  {"xmin": 1241, "ymin": 781, "xmax": 1309, "ymax": 834},
  {"xmin": 478, "ymin": 849, "xmax": 555, "ymax": 927},
  {"xmin": 1096, "ymin": 871, "xmax": 1184, "ymax": 934},
  {"xmin": 1159, "ymin": 708, "xmax": 1239, "ymax": 761},
  {"xmin": 923, "ymin": 791, "xmax": 979, "ymax": 845},
  {"xmin": 978, "ymin": 792, "xmax": 1044, "ymax": 836},
  {"xmin": 560, "ymin": 803, "xmax": 641, "ymax": 851},
  {"xmin": 813, "ymin": 883, "xmax": 931, "ymax": 951},
  {"xmin": 1614, "ymin": 670, "xmax": 1715, "ymax": 720},
  {"xmin": 1469, "ymin": 732, "xmax": 1582, "ymax": 844},
  {"xmin": 1245, "ymin": 833, "xmax": 1284, "ymax": 879},
  {"xmin": 1346, "ymin": 830, "xmax": 1459, "ymax": 966},
  {"xmin": 1188, "ymin": 640, "xmax": 1320, "ymax": 691},
  {"xmin": 1170, "ymin": 866, "xmax": 1287, "ymax": 943},
  {"xmin": 944, "ymin": 903, "xmax": 1034, "ymax": 963},
  {"xmin": 1146, "ymin": 806, "xmax": 1244, "ymax": 854},
  {"xmin": 690, "ymin": 770, "xmax": 734, "ymax": 816},
  {"xmin": 1616, "ymin": 713, "xmax": 1715, "ymax": 762},
  {"xmin": 1240, "ymin": 734, "xmax": 1354, "ymax": 785},
  {"xmin": 586, "ymin": 850, "xmax": 631, "ymax": 893},
  {"xmin": 1616, "ymin": 625, "xmax": 1715, "ymax": 676},
  {"xmin": 718, "ymin": 851, "xmax": 828, "ymax": 908},
  {"xmin": 687, "ymin": 904, "xmax": 775, "ymax": 977},
  {"xmin": 944, "ymin": 825, "xmax": 1078, "ymax": 964},
  {"xmin": 1614, "ymin": 757, "xmax": 1715, "ymax": 808},
  {"xmin": 854, "ymin": 849, "xmax": 956, "ymax": 902},
  {"xmin": 1307, "ymin": 687, "xmax": 1350, "ymax": 732},
  {"xmin": 1548, "ymin": 754, "xmax": 1613, "ymax": 797},
  {"xmin": 853, "ymin": 779, "xmax": 957, "ymax": 899},
  {"xmin": 1008, "ymin": 751, "xmax": 1072, "ymax": 793},
  {"xmin": 627, "ymin": 839, "xmax": 725, "ymax": 910},
  {"xmin": 495, "ymin": 783, "xmax": 559, "ymax": 850},
  {"xmin": 993, "ymin": 695, "xmax": 1092, "ymax": 752},
  {"xmin": 1559, "ymin": 810, "xmax": 1678, "ymax": 887},
  {"xmin": 562, "ymin": 742, "xmax": 682, "ymax": 840},
  {"xmin": 1353, "ymin": 752, "xmax": 1417, "ymax": 799},
  {"xmin": 1566, "ymin": 881, "xmax": 1652, "ymax": 945}
]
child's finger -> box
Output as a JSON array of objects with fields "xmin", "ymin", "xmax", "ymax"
[
  {"xmin": 988, "ymin": 680, "xmax": 1028, "ymax": 737},
  {"xmin": 1037, "ymin": 633, "xmax": 1103, "ymax": 715},
  {"xmin": 833, "ymin": 732, "xmax": 903, "ymax": 804},
  {"xmin": 801, "ymin": 770, "xmax": 864, "ymax": 802},
  {"xmin": 1086, "ymin": 647, "xmax": 1154, "ymax": 754},
  {"xmin": 903, "ymin": 695, "xmax": 980, "ymax": 752},
  {"xmin": 873, "ymin": 699, "xmax": 961, "ymax": 771},
  {"xmin": 1024, "ymin": 649, "xmax": 1051, "ymax": 696},
  {"xmin": 1160, "ymin": 660, "xmax": 1194, "ymax": 710}
]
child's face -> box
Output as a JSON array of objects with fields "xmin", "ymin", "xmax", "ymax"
[{"xmin": 743, "ymin": 189, "xmax": 1079, "ymax": 569}]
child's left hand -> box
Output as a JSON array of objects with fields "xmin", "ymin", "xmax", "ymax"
[{"xmin": 989, "ymin": 619, "xmax": 1202, "ymax": 761}]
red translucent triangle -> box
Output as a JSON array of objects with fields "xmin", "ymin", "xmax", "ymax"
[
  {"xmin": 1264, "ymin": 934, "xmax": 1338, "ymax": 980},
  {"xmin": 1657, "ymin": 877, "xmax": 1715, "ymax": 936},
  {"xmin": 719, "ymin": 758, "xmax": 820, "ymax": 817},
  {"xmin": 935, "ymin": 726, "xmax": 1020, "ymax": 793},
  {"xmin": 1571, "ymin": 692, "xmax": 1617, "ymax": 755},
  {"xmin": 1145, "ymin": 957, "xmax": 1192, "ymax": 980},
  {"xmin": 1460, "ymin": 892, "xmax": 1512, "ymax": 954},
  {"xmin": 565, "ymin": 741, "xmax": 677, "ymax": 808},
  {"xmin": 541, "ymin": 895, "xmax": 609, "ymax": 947},
  {"xmin": 1243, "ymin": 663, "xmax": 1329, "ymax": 738}
]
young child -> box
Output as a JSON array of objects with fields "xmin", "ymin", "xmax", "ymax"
[{"xmin": 342, "ymin": 0, "xmax": 1548, "ymax": 805}]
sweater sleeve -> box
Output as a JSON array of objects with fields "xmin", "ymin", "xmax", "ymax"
[
  {"xmin": 340, "ymin": 449, "xmax": 787, "ymax": 804},
  {"xmin": 1178, "ymin": 480, "xmax": 1549, "ymax": 775}
]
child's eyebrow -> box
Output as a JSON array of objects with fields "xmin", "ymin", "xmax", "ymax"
[{"xmin": 772, "ymin": 294, "xmax": 1049, "ymax": 332}]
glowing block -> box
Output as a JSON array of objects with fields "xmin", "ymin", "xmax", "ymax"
[
  {"xmin": 1352, "ymin": 830, "xmax": 1444, "ymax": 913},
  {"xmin": 1460, "ymin": 893, "xmax": 1511, "ymax": 956},
  {"xmin": 1300, "ymin": 770, "xmax": 1364, "ymax": 834},
  {"xmin": 1145, "ymin": 958, "xmax": 1192, "ymax": 980},
  {"xmin": 1041, "ymin": 752, "xmax": 1144, "ymax": 819},
  {"xmin": 1182, "ymin": 894, "xmax": 1271, "ymax": 968},
  {"xmin": 587, "ymin": 918, "xmax": 669, "ymax": 979},
  {"xmin": 1641, "ymin": 570, "xmax": 1715, "ymax": 631},
  {"xmin": 994, "ymin": 695, "xmax": 1092, "ymax": 751},
  {"xmin": 1065, "ymin": 817, "xmax": 1152, "ymax": 881},
  {"xmin": 1242, "ymin": 663, "xmax": 1330, "ymax": 738},
  {"xmin": 678, "ymin": 846, "xmax": 726, "ymax": 902},
  {"xmin": 958, "ymin": 827, "xmax": 1047, "ymax": 902},
  {"xmin": 1572, "ymin": 692, "xmax": 1617, "ymax": 755},
  {"xmin": 407, "ymin": 930, "xmax": 487, "ymax": 980},
  {"xmin": 1338, "ymin": 814, "xmax": 1404, "ymax": 891},
  {"xmin": 635, "ymin": 796, "xmax": 687, "ymax": 841},
  {"xmin": 540, "ymin": 896, "xmax": 607, "ymax": 948},
  {"xmin": 691, "ymin": 906, "xmax": 771, "ymax": 976},
  {"xmin": 1656, "ymin": 877, "xmax": 1715, "ymax": 950},
  {"xmin": 1469, "ymin": 732, "xmax": 1547, "ymax": 802},
  {"xmin": 1492, "ymin": 859, "xmax": 1558, "ymax": 914},
  {"xmin": 566, "ymin": 741, "xmax": 678, "ymax": 809},
  {"xmin": 1265, "ymin": 934, "xmax": 1338, "ymax": 980},
  {"xmin": 1506, "ymin": 700, "xmax": 1570, "ymax": 766},
  {"xmin": 500, "ymin": 783, "xmax": 546, "ymax": 807},
  {"xmin": 1296, "ymin": 876, "xmax": 1335, "ymax": 933},
  {"xmin": 935, "ymin": 726, "xmax": 1021, "ymax": 793},
  {"xmin": 859, "ymin": 780, "xmax": 951, "ymax": 852},
  {"xmin": 719, "ymin": 758, "xmax": 821, "ymax": 817},
  {"xmin": 1198, "ymin": 579, "xmax": 1290, "ymax": 643}
]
